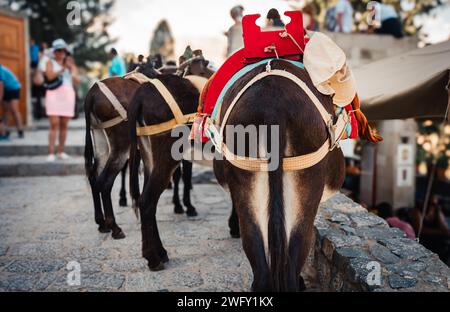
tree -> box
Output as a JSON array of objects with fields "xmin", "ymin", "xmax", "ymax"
[
  {"xmin": 1, "ymin": 0, "xmax": 116, "ymax": 68},
  {"xmin": 149, "ymin": 19, "xmax": 175, "ymax": 61}
]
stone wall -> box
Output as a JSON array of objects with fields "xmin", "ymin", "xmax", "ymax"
[{"xmin": 305, "ymin": 194, "xmax": 450, "ymax": 292}]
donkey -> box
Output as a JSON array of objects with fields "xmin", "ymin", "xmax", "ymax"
[
  {"xmin": 213, "ymin": 60, "xmax": 346, "ymax": 291},
  {"xmin": 84, "ymin": 52, "xmax": 212, "ymax": 239},
  {"xmin": 128, "ymin": 71, "xmax": 228, "ymax": 270}
]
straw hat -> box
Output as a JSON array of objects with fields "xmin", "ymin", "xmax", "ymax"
[{"xmin": 303, "ymin": 32, "xmax": 356, "ymax": 106}]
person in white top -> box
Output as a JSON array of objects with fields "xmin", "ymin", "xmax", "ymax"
[
  {"xmin": 335, "ymin": 0, "xmax": 354, "ymax": 33},
  {"xmin": 225, "ymin": 5, "xmax": 244, "ymax": 57},
  {"xmin": 44, "ymin": 39, "xmax": 80, "ymax": 162}
]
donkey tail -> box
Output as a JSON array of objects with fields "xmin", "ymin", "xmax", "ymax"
[
  {"xmin": 129, "ymin": 96, "xmax": 142, "ymax": 218},
  {"xmin": 84, "ymin": 91, "xmax": 97, "ymax": 184},
  {"xmin": 267, "ymin": 126, "xmax": 291, "ymax": 292}
]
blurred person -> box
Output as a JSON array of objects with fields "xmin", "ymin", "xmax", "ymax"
[
  {"xmin": 225, "ymin": 5, "xmax": 244, "ymax": 57},
  {"xmin": 137, "ymin": 55, "xmax": 145, "ymax": 67},
  {"xmin": 0, "ymin": 64, "xmax": 24, "ymax": 138},
  {"xmin": 376, "ymin": 202, "xmax": 416, "ymax": 239},
  {"xmin": 30, "ymin": 39, "xmax": 40, "ymax": 69},
  {"xmin": 325, "ymin": 5, "xmax": 338, "ymax": 32},
  {"xmin": 0, "ymin": 79, "xmax": 9, "ymax": 141},
  {"xmin": 369, "ymin": 0, "xmax": 403, "ymax": 38},
  {"xmin": 302, "ymin": 3, "xmax": 320, "ymax": 31},
  {"xmin": 109, "ymin": 48, "xmax": 126, "ymax": 77},
  {"xmin": 266, "ymin": 8, "xmax": 285, "ymax": 28},
  {"xmin": 127, "ymin": 54, "xmax": 137, "ymax": 72},
  {"xmin": 335, "ymin": 0, "xmax": 353, "ymax": 33},
  {"xmin": 411, "ymin": 196, "xmax": 450, "ymax": 263},
  {"xmin": 44, "ymin": 39, "xmax": 80, "ymax": 162}
]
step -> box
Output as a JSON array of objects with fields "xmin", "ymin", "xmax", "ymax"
[
  {"xmin": 0, "ymin": 130, "xmax": 85, "ymax": 157},
  {"xmin": 30, "ymin": 117, "xmax": 86, "ymax": 130},
  {"xmin": 0, "ymin": 156, "xmax": 85, "ymax": 177}
]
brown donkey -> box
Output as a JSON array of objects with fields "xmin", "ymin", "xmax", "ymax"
[
  {"xmin": 213, "ymin": 60, "xmax": 346, "ymax": 291},
  {"xmin": 128, "ymin": 74, "xmax": 208, "ymax": 270},
  {"xmin": 84, "ymin": 54, "xmax": 212, "ymax": 239}
]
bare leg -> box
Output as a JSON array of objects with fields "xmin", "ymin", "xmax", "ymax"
[
  {"xmin": 5, "ymin": 99, "xmax": 24, "ymax": 132},
  {"xmin": 58, "ymin": 117, "xmax": 70, "ymax": 154},
  {"xmin": 48, "ymin": 116, "xmax": 60, "ymax": 155}
]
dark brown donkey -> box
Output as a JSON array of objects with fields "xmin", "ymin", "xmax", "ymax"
[
  {"xmin": 213, "ymin": 60, "xmax": 347, "ymax": 291},
  {"xmin": 84, "ymin": 53, "xmax": 212, "ymax": 239},
  {"xmin": 128, "ymin": 74, "xmax": 208, "ymax": 270}
]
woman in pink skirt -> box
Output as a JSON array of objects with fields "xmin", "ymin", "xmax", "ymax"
[{"xmin": 44, "ymin": 39, "xmax": 80, "ymax": 162}]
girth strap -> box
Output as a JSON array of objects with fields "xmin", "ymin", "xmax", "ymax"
[
  {"xmin": 208, "ymin": 68, "xmax": 350, "ymax": 172},
  {"xmin": 96, "ymin": 81, "xmax": 128, "ymax": 121},
  {"xmin": 91, "ymin": 81, "xmax": 128, "ymax": 129},
  {"xmin": 136, "ymin": 79, "xmax": 197, "ymax": 136}
]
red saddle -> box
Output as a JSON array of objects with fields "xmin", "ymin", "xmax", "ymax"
[{"xmin": 200, "ymin": 11, "xmax": 306, "ymax": 116}]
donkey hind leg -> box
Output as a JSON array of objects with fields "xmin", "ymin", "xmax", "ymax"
[
  {"xmin": 89, "ymin": 175, "xmax": 109, "ymax": 233},
  {"xmin": 181, "ymin": 160, "xmax": 197, "ymax": 217},
  {"xmin": 228, "ymin": 203, "xmax": 240, "ymax": 238},
  {"xmin": 119, "ymin": 161, "xmax": 128, "ymax": 207},
  {"xmin": 172, "ymin": 166, "xmax": 184, "ymax": 214},
  {"xmin": 140, "ymin": 163, "xmax": 177, "ymax": 271},
  {"xmin": 91, "ymin": 129, "xmax": 109, "ymax": 233},
  {"xmin": 98, "ymin": 155, "xmax": 128, "ymax": 240}
]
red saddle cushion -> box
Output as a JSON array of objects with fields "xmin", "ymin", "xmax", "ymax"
[{"xmin": 201, "ymin": 10, "xmax": 306, "ymax": 116}]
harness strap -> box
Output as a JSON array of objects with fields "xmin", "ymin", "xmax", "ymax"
[
  {"xmin": 136, "ymin": 113, "xmax": 197, "ymax": 136},
  {"xmin": 96, "ymin": 81, "xmax": 128, "ymax": 121},
  {"xmin": 135, "ymin": 79, "xmax": 197, "ymax": 136},
  {"xmin": 91, "ymin": 116, "xmax": 124, "ymax": 129},
  {"xmin": 210, "ymin": 68, "xmax": 349, "ymax": 172}
]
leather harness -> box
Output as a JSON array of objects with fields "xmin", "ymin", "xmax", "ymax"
[
  {"xmin": 204, "ymin": 65, "xmax": 350, "ymax": 172},
  {"xmin": 91, "ymin": 72, "xmax": 196, "ymax": 135}
]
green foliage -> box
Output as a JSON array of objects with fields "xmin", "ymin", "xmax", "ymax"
[{"xmin": 1, "ymin": 0, "xmax": 116, "ymax": 68}]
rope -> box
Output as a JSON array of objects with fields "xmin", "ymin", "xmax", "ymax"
[{"xmin": 280, "ymin": 29, "xmax": 304, "ymax": 54}]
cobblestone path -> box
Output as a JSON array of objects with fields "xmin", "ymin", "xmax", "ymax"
[{"xmin": 0, "ymin": 175, "xmax": 254, "ymax": 292}]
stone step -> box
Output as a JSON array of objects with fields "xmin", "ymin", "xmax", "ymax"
[
  {"xmin": 0, "ymin": 130, "xmax": 85, "ymax": 157},
  {"xmin": 30, "ymin": 117, "xmax": 86, "ymax": 130},
  {"xmin": 0, "ymin": 156, "xmax": 85, "ymax": 177}
]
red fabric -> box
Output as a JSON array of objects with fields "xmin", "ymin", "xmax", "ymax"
[
  {"xmin": 344, "ymin": 104, "xmax": 359, "ymax": 139},
  {"xmin": 201, "ymin": 10, "xmax": 306, "ymax": 116},
  {"xmin": 242, "ymin": 11, "xmax": 305, "ymax": 61},
  {"xmin": 202, "ymin": 49, "xmax": 246, "ymax": 116}
]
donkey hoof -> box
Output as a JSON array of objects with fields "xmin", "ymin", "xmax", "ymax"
[
  {"xmin": 119, "ymin": 198, "xmax": 128, "ymax": 207},
  {"xmin": 148, "ymin": 261, "xmax": 165, "ymax": 272},
  {"xmin": 112, "ymin": 229, "xmax": 126, "ymax": 240},
  {"xmin": 186, "ymin": 209, "xmax": 198, "ymax": 218},
  {"xmin": 230, "ymin": 231, "xmax": 240, "ymax": 239},
  {"xmin": 98, "ymin": 225, "xmax": 111, "ymax": 233},
  {"xmin": 161, "ymin": 254, "xmax": 169, "ymax": 264},
  {"xmin": 298, "ymin": 276, "xmax": 306, "ymax": 291},
  {"xmin": 174, "ymin": 205, "xmax": 184, "ymax": 214}
]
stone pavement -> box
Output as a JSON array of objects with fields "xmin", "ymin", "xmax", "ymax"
[
  {"xmin": 0, "ymin": 118, "xmax": 85, "ymax": 177},
  {"xmin": 0, "ymin": 174, "xmax": 257, "ymax": 292}
]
